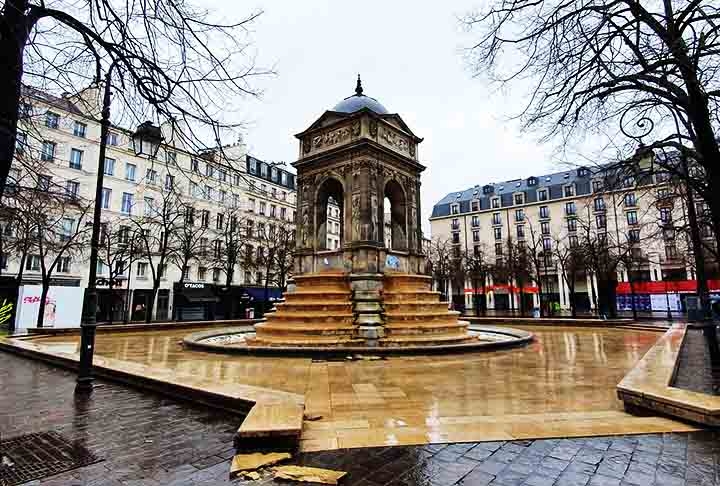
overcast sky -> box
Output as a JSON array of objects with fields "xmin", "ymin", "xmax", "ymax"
[{"xmin": 210, "ymin": 0, "xmax": 570, "ymax": 234}]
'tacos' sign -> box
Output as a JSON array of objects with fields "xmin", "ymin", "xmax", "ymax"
[{"xmin": 183, "ymin": 283, "xmax": 205, "ymax": 289}]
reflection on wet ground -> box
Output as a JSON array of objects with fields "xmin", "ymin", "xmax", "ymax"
[{"xmin": 33, "ymin": 325, "xmax": 696, "ymax": 451}]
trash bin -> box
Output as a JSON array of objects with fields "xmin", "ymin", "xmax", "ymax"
[{"xmin": 245, "ymin": 308, "xmax": 254, "ymax": 319}]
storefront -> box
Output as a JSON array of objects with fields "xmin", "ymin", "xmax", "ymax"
[
  {"xmin": 130, "ymin": 289, "xmax": 169, "ymax": 321},
  {"xmin": 173, "ymin": 283, "xmax": 219, "ymax": 321},
  {"xmin": 173, "ymin": 282, "xmax": 284, "ymax": 321},
  {"xmin": 96, "ymin": 278, "xmax": 128, "ymax": 323},
  {"xmin": 614, "ymin": 279, "xmax": 720, "ymax": 313}
]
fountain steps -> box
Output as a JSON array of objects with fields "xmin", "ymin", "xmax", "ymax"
[
  {"xmin": 254, "ymin": 322, "xmax": 356, "ymax": 337},
  {"xmin": 383, "ymin": 274, "xmax": 433, "ymax": 291},
  {"xmin": 253, "ymin": 273, "xmax": 476, "ymax": 348},
  {"xmin": 264, "ymin": 314, "xmax": 354, "ymax": 324},
  {"xmin": 275, "ymin": 302, "xmax": 353, "ymax": 311},
  {"xmin": 383, "ymin": 291, "xmax": 443, "ymax": 303},
  {"xmin": 283, "ymin": 292, "xmax": 351, "ymax": 304},
  {"xmin": 385, "ymin": 323, "xmax": 468, "ymax": 335},
  {"xmin": 385, "ymin": 309, "xmax": 460, "ymax": 319},
  {"xmin": 381, "ymin": 332, "xmax": 476, "ymax": 346},
  {"xmin": 249, "ymin": 335, "xmax": 360, "ymax": 346}
]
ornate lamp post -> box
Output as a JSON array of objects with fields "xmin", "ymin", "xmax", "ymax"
[{"xmin": 75, "ymin": 66, "xmax": 163, "ymax": 393}]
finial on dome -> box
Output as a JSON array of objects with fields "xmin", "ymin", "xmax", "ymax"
[{"xmin": 355, "ymin": 74, "xmax": 363, "ymax": 96}]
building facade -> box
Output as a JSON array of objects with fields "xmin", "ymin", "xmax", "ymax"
[
  {"xmin": 5, "ymin": 86, "xmax": 296, "ymax": 326},
  {"xmin": 430, "ymin": 156, "xmax": 702, "ymax": 314}
]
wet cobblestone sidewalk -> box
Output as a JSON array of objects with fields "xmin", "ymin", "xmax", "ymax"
[
  {"xmin": 1, "ymin": 351, "xmax": 719, "ymax": 485},
  {"xmin": 674, "ymin": 327, "xmax": 720, "ymax": 395}
]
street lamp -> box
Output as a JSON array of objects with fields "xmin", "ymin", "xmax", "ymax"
[
  {"xmin": 75, "ymin": 64, "xmax": 163, "ymax": 393},
  {"xmin": 131, "ymin": 121, "xmax": 163, "ymax": 159}
]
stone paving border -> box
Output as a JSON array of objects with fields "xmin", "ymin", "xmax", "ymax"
[
  {"xmin": 466, "ymin": 316, "xmax": 669, "ymax": 332},
  {"xmin": 0, "ymin": 332, "xmax": 307, "ymax": 452},
  {"xmin": 18, "ymin": 318, "xmax": 262, "ymax": 337},
  {"xmin": 618, "ymin": 323, "xmax": 720, "ymax": 426}
]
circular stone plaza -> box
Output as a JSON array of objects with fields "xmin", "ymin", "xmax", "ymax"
[{"xmin": 1, "ymin": 83, "xmax": 719, "ymax": 485}]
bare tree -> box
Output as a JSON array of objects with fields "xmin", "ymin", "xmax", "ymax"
[
  {"xmin": 254, "ymin": 220, "xmax": 296, "ymax": 315},
  {"xmin": 505, "ymin": 238, "xmax": 534, "ymax": 316},
  {"xmin": 213, "ymin": 208, "xmax": 251, "ymax": 288},
  {"xmin": 427, "ymin": 237, "xmax": 455, "ymax": 302},
  {"xmin": 464, "ymin": 244, "xmax": 493, "ymax": 317},
  {"xmin": 524, "ymin": 215, "xmax": 550, "ymax": 317},
  {"xmin": 97, "ymin": 222, "xmax": 137, "ymax": 324},
  {"xmin": 270, "ymin": 221, "xmax": 296, "ymax": 292},
  {"xmin": 19, "ymin": 181, "xmax": 91, "ymax": 327},
  {"xmin": 129, "ymin": 189, "xmax": 183, "ymax": 322},
  {"xmin": 464, "ymin": 1, "xmax": 719, "ymax": 222},
  {"xmin": 553, "ymin": 236, "xmax": 586, "ymax": 318},
  {"xmin": 576, "ymin": 210, "xmax": 621, "ymax": 318},
  {"xmin": 1, "ymin": 0, "xmax": 268, "ymax": 198}
]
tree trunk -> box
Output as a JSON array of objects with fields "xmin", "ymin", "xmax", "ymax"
[
  {"xmin": 473, "ymin": 278, "xmax": 480, "ymax": 317},
  {"xmin": 0, "ymin": 1, "xmax": 31, "ymax": 200},
  {"xmin": 107, "ymin": 283, "xmax": 114, "ymax": 325},
  {"xmin": 36, "ymin": 281, "xmax": 49, "ymax": 328},
  {"xmin": 145, "ymin": 281, "xmax": 159, "ymax": 323},
  {"xmin": 536, "ymin": 277, "xmax": 544, "ymax": 317},
  {"xmin": 569, "ymin": 278, "xmax": 577, "ymax": 318},
  {"xmin": 628, "ymin": 275, "xmax": 637, "ymax": 320}
]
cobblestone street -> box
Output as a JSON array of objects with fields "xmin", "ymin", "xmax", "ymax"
[{"xmin": 1, "ymin": 351, "xmax": 719, "ymax": 485}]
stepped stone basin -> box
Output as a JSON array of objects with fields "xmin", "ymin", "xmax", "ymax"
[{"xmin": 183, "ymin": 272, "xmax": 533, "ymax": 355}]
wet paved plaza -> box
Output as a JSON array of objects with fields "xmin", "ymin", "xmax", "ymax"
[
  {"xmin": 1, "ymin": 351, "xmax": 720, "ymax": 485},
  {"xmin": 29, "ymin": 325, "xmax": 697, "ymax": 451}
]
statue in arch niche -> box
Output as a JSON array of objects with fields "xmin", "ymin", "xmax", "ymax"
[
  {"xmin": 371, "ymin": 194, "xmax": 379, "ymax": 241},
  {"xmin": 351, "ymin": 194, "xmax": 361, "ymax": 240}
]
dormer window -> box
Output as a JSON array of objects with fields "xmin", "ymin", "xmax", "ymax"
[
  {"xmin": 527, "ymin": 177, "xmax": 537, "ymax": 186},
  {"xmin": 537, "ymin": 189, "xmax": 548, "ymax": 201},
  {"xmin": 515, "ymin": 182, "xmax": 521, "ymax": 188},
  {"xmin": 563, "ymin": 173, "xmax": 570, "ymax": 179},
  {"xmin": 491, "ymin": 197, "xmax": 500, "ymax": 209},
  {"xmin": 514, "ymin": 193, "xmax": 524, "ymax": 205},
  {"xmin": 545, "ymin": 177, "xmax": 551, "ymax": 182},
  {"xmin": 577, "ymin": 167, "xmax": 588, "ymax": 177},
  {"xmin": 471, "ymin": 200, "xmax": 480, "ymax": 212},
  {"xmin": 482, "ymin": 185, "xmax": 493, "ymax": 195},
  {"xmin": 451, "ymin": 204, "xmax": 460, "ymax": 215},
  {"xmin": 564, "ymin": 184, "xmax": 575, "ymax": 197}
]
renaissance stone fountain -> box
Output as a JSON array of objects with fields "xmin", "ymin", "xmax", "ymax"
[{"xmin": 185, "ymin": 78, "xmax": 532, "ymax": 353}]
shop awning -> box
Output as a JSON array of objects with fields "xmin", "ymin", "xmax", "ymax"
[{"xmin": 177, "ymin": 288, "xmax": 219, "ymax": 303}]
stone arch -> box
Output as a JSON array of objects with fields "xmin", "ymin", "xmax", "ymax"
[
  {"xmin": 314, "ymin": 176, "xmax": 345, "ymax": 250},
  {"xmin": 384, "ymin": 178, "xmax": 408, "ymax": 251}
]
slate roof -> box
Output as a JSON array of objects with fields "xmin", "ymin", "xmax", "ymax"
[
  {"xmin": 430, "ymin": 167, "xmax": 594, "ymax": 218},
  {"xmin": 21, "ymin": 85, "xmax": 83, "ymax": 115}
]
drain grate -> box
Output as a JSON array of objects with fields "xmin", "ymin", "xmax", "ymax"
[{"xmin": 0, "ymin": 431, "xmax": 101, "ymax": 486}]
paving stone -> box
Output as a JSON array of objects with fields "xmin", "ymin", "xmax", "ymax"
[
  {"xmin": 555, "ymin": 471, "xmax": 591, "ymax": 486},
  {"xmin": 6, "ymin": 350, "xmax": 720, "ymax": 486},
  {"xmin": 464, "ymin": 446, "xmax": 494, "ymax": 461},
  {"xmin": 474, "ymin": 459, "xmax": 509, "ymax": 476},
  {"xmin": 589, "ymin": 474, "xmax": 622, "ymax": 486},
  {"xmin": 521, "ymin": 475, "xmax": 556, "ymax": 486},
  {"xmin": 457, "ymin": 468, "xmax": 495, "ymax": 486}
]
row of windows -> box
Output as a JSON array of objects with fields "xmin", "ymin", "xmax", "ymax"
[{"xmin": 450, "ymin": 173, "xmax": 669, "ymax": 216}]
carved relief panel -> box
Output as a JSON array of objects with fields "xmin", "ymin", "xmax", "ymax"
[{"xmin": 302, "ymin": 121, "xmax": 361, "ymax": 156}]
